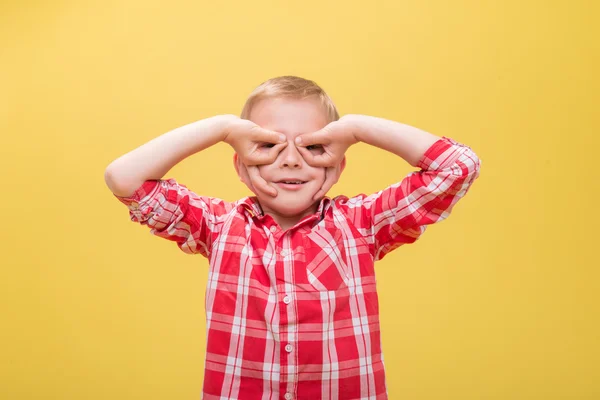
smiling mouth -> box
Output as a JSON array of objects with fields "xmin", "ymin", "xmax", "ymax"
[
  {"xmin": 275, "ymin": 180, "xmax": 308, "ymax": 190},
  {"xmin": 277, "ymin": 180, "xmax": 307, "ymax": 185}
]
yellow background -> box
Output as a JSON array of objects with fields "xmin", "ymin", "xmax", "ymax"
[{"xmin": 1, "ymin": 0, "xmax": 598, "ymax": 399}]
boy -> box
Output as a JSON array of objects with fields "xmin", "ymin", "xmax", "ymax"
[{"xmin": 105, "ymin": 76, "xmax": 481, "ymax": 399}]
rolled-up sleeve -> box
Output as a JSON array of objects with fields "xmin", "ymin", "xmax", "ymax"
[
  {"xmin": 339, "ymin": 137, "xmax": 481, "ymax": 260},
  {"xmin": 115, "ymin": 178, "xmax": 232, "ymax": 257}
]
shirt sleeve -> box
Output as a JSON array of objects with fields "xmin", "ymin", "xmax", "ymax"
[
  {"xmin": 337, "ymin": 136, "xmax": 481, "ymax": 261},
  {"xmin": 114, "ymin": 178, "xmax": 233, "ymax": 257}
]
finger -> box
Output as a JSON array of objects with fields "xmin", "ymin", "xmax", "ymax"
[
  {"xmin": 247, "ymin": 165, "xmax": 277, "ymax": 197},
  {"xmin": 252, "ymin": 127, "xmax": 287, "ymax": 144},
  {"xmin": 243, "ymin": 142, "xmax": 288, "ymax": 166},
  {"xmin": 295, "ymin": 128, "xmax": 330, "ymax": 147},
  {"xmin": 297, "ymin": 148, "xmax": 336, "ymax": 168},
  {"xmin": 313, "ymin": 166, "xmax": 338, "ymax": 201},
  {"xmin": 312, "ymin": 167, "xmax": 335, "ymax": 200},
  {"xmin": 238, "ymin": 163, "xmax": 257, "ymax": 192},
  {"xmin": 264, "ymin": 142, "xmax": 288, "ymax": 162},
  {"xmin": 295, "ymin": 146, "xmax": 316, "ymax": 165}
]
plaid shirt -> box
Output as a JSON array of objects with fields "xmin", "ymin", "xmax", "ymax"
[{"xmin": 115, "ymin": 137, "xmax": 480, "ymax": 400}]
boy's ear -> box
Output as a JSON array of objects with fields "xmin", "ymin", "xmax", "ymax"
[
  {"xmin": 233, "ymin": 153, "xmax": 252, "ymax": 188},
  {"xmin": 233, "ymin": 153, "xmax": 241, "ymax": 177},
  {"xmin": 233, "ymin": 153, "xmax": 244, "ymax": 181},
  {"xmin": 333, "ymin": 155, "xmax": 347, "ymax": 183},
  {"xmin": 325, "ymin": 155, "xmax": 347, "ymax": 190},
  {"xmin": 339, "ymin": 156, "xmax": 347, "ymax": 175}
]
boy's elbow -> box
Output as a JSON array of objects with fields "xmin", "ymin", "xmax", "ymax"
[
  {"xmin": 104, "ymin": 166, "xmax": 136, "ymax": 198},
  {"xmin": 460, "ymin": 148, "xmax": 481, "ymax": 178},
  {"xmin": 469, "ymin": 152, "xmax": 482, "ymax": 179},
  {"xmin": 104, "ymin": 166, "xmax": 122, "ymax": 195}
]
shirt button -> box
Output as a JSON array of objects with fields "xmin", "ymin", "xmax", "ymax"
[
  {"xmin": 283, "ymin": 295, "xmax": 291, "ymax": 304},
  {"xmin": 285, "ymin": 344, "xmax": 293, "ymax": 353},
  {"xmin": 280, "ymin": 250, "xmax": 288, "ymax": 257},
  {"xmin": 270, "ymin": 226, "xmax": 277, "ymax": 232},
  {"xmin": 284, "ymin": 393, "xmax": 293, "ymax": 400}
]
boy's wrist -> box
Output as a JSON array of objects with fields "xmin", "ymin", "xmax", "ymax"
[
  {"xmin": 340, "ymin": 114, "xmax": 370, "ymax": 143},
  {"xmin": 212, "ymin": 114, "xmax": 239, "ymax": 142}
]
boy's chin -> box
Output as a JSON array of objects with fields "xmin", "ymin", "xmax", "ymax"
[{"xmin": 258, "ymin": 196, "xmax": 319, "ymax": 217}]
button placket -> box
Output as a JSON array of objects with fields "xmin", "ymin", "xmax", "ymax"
[{"xmin": 278, "ymin": 235, "xmax": 296, "ymax": 399}]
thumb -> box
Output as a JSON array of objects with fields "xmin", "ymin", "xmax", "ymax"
[
  {"xmin": 254, "ymin": 127, "xmax": 287, "ymax": 144},
  {"xmin": 295, "ymin": 128, "xmax": 329, "ymax": 147}
]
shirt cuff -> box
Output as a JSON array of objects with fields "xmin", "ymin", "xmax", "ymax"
[
  {"xmin": 114, "ymin": 180, "xmax": 161, "ymax": 219},
  {"xmin": 417, "ymin": 136, "xmax": 463, "ymax": 170}
]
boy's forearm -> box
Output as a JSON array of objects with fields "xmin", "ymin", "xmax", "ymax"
[
  {"xmin": 105, "ymin": 114, "xmax": 235, "ymax": 197},
  {"xmin": 348, "ymin": 114, "xmax": 441, "ymax": 167}
]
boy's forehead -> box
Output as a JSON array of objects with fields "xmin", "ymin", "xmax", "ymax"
[{"xmin": 250, "ymin": 97, "xmax": 329, "ymax": 136}]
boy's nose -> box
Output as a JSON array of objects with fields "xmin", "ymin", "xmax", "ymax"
[{"xmin": 280, "ymin": 141, "xmax": 302, "ymax": 168}]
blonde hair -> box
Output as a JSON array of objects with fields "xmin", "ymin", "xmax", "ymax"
[{"xmin": 240, "ymin": 76, "xmax": 339, "ymax": 122}]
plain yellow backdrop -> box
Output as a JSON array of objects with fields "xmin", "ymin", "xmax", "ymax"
[{"xmin": 1, "ymin": 0, "xmax": 598, "ymax": 399}]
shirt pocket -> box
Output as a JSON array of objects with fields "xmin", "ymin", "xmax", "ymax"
[{"xmin": 303, "ymin": 227, "xmax": 350, "ymax": 291}]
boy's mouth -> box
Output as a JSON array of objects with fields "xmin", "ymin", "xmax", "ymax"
[
  {"xmin": 276, "ymin": 180, "xmax": 307, "ymax": 185},
  {"xmin": 275, "ymin": 179, "xmax": 308, "ymax": 190}
]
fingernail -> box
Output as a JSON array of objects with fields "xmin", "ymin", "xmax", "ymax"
[
  {"xmin": 295, "ymin": 137, "xmax": 302, "ymax": 145},
  {"xmin": 279, "ymin": 134, "xmax": 286, "ymax": 142}
]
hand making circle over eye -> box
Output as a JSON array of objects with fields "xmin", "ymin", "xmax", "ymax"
[
  {"xmin": 223, "ymin": 117, "xmax": 288, "ymax": 196},
  {"xmin": 294, "ymin": 116, "xmax": 360, "ymax": 200}
]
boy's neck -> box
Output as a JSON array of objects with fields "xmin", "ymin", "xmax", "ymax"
[
  {"xmin": 274, "ymin": 217, "xmax": 301, "ymax": 231},
  {"xmin": 255, "ymin": 199, "xmax": 321, "ymax": 231},
  {"xmin": 268, "ymin": 210, "xmax": 314, "ymax": 231}
]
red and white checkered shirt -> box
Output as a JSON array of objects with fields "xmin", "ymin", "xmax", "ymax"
[{"xmin": 115, "ymin": 137, "xmax": 480, "ymax": 400}]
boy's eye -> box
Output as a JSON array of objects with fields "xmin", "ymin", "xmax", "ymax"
[
  {"xmin": 306, "ymin": 144, "xmax": 323, "ymax": 151},
  {"xmin": 261, "ymin": 143, "xmax": 276, "ymax": 148}
]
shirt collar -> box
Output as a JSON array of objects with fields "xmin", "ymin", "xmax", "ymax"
[{"xmin": 237, "ymin": 196, "xmax": 332, "ymax": 222}]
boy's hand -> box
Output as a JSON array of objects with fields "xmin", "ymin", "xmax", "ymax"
[
  {"xmin": 223, "ymin": 117, "xmax": 287, "ymax": 165},
  {"xmin": 223, "ymin": 117, "xmax": 288, "ymax": 196},
  {"xmin": 295, "ymin": 115, "xmax": 360, "ymax": 200},
  {"xmin": 236, "ymin": 162, "xmax": 268, "ymax": 197}
]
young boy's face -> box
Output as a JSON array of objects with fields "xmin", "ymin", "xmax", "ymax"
[{"xmin": 235, "ymin": 97, "xmax": 343, "ymax": 219}]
